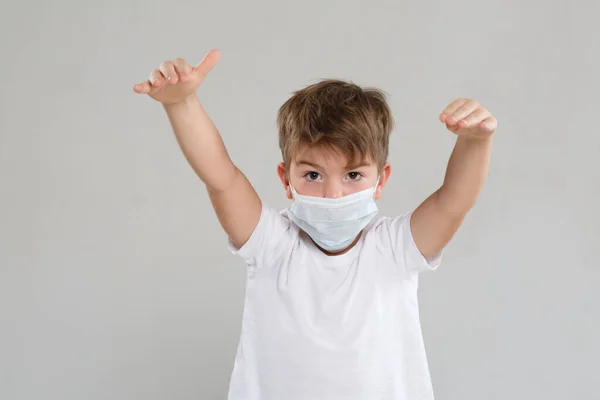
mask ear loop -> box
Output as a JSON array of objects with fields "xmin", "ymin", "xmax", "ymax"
[
  {"xmin": 285, "ymin": 168, "xmax": 296, "ymax": 199},
  {"xmin": 288, "ymin": 184, "xmax": 298, "ymax": 199},
  {"xmin": 373, "ymin": 176, "xmax": 381, "ymax": 194}
]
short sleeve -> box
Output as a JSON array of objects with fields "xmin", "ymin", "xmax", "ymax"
[
  {"xmin": 227, "ymin": 202, "xmax": 295, "ymax": 268},
  {"xmin": 379, "ymin": 211, "xmax": 443, "ymax": 275}
]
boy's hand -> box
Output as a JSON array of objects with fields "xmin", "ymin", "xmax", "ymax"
[
  {"xmin": 132, "ymin": 49, "xmax": 221, "ymax": 105},
  {"xmin": 439, "ymin": 98, "xmax": 498, "ymax": 139}
]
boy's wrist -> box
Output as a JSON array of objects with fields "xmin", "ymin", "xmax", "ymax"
[
  {"xmin": 456, "ymin": 133, "xmax": 494, "ymax": 145},
  {"xmin": 162, "ymin": 93, "xmax": 200, "ymax": 111}
]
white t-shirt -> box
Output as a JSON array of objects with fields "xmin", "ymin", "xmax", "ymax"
[{"xmin": 227, "ymin": 202, "xmax": 442, "ymax": 400}]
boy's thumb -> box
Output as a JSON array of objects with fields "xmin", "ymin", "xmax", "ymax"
[{"xmin": 194, "ymin": 49, "xmax": 221, "ymax": 78}]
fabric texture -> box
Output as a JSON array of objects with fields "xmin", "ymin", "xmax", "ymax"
[{"xmin": 226, "ymin": 202, "xmax": 442, "ymax": 400}]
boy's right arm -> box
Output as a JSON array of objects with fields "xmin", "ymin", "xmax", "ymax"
[{"xmin": 133, "ymin": 50, "xmax": 261, "ymax": 248}]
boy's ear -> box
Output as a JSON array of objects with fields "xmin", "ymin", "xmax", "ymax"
[
  {"xmin": 277, "ymin": 162, "xmax": 293, "ymax": 199},
  {"xmin": 374, "ymin": 162, "xmax": 391, "ymax": 200}
]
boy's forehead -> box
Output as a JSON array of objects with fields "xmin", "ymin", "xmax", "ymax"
[{"xmin": 292, "ymin": 145, "xmax": 374, "ymax": 169}]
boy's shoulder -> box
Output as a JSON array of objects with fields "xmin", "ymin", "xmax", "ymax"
[
  {"xmin": 364, "ymin": 211, "xmax": 443, "ymax": 273},
  {"xmin": 362, "ymin": 212, "xmax": 412, "ymax": 238}
]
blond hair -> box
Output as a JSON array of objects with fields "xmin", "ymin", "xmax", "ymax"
[{"xmin": 277, "ymin": 79, "xmax": 394, "ymax": 171}]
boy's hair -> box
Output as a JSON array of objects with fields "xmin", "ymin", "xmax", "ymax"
[{"xmin": 277, "ymin": 79, "xmax": 394, "ymax": 172}]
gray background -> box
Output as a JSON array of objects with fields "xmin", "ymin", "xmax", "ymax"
[{"xmin": 1, "ymin": 0, "xmax": 598, "ymax": 399}]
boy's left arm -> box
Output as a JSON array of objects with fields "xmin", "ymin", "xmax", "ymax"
[{"xmin": 411, "ymin": 98, "xmax": 498, "ymax": 259}]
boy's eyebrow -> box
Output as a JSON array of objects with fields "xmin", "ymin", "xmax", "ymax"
[
  {"xmin": 295, "ymin": 160, "xmax": 323, "ymax": 169},
  {"xmin": 296, "ymin": 160, "xmax": 372, "ymax": 170},
  {"xmin": 345, "ymin": 161, "xmax": 371, "ymax": 169}
]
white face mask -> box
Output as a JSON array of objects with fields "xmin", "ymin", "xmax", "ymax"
[{"xmin": 287, "ymin": 180, "xmax": 379, "ymax": 252}]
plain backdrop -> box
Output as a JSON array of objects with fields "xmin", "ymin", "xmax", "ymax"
[{"xmin": 1, "ymin": 0, "xmax": 598, "ymax": 399}]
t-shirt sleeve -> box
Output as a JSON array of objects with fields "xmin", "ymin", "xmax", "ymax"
[
  {"xmin": 379, "ymin": 211, "xmax": 443, "ymax": 275},
  {"xmin": 227, "ymin": 201, "xmax": 294, "ymax": 267}
]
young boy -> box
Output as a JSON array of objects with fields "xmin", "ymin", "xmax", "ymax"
[{"xmin": 133, "ymin": 49, "xmax": 497, "ymax": 400}]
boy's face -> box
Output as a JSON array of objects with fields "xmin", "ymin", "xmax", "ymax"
[{"xmin": 277, "ymin": 144, "xmax": 391, "ymax": 200}]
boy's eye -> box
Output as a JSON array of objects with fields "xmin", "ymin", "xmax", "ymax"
[
  {"xmin": 347, "ymin": 172, "xmax": 362, "ymax": 181},
  {"xmin": 305, "ymin": 171, "xmax": 321, "ymax": 181}
]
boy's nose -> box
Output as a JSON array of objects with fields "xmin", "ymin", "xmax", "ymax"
[{"xmin": 324, "ymin": 184, "xmax": 344, "ymax": 199}]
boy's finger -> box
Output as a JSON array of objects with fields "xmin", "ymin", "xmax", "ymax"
[
  {"xmin": 439, "ymin": 98, "xmax": 467, "ymax": 122},
  {"xmin": 481, "ymin": 116, "xmax": 498, "ymax": 131},
  {"xmin": 133, "ymin": 81, "xmax": 152, "ymax": 94},
  {"xmin": 193, "ymin": 49, "xmax": 221, "ymax": 78},
  {"xmin": 447, "ymin": 101, "xmax": 478, "ymax": 125},
  {"xmin": 149, "ymin": 69, "xmax": 165, "ymax": 87},
  {"xmin": 173, "ymin": 57, "xmax": 193, "ymax": 81},
  {"xmin": 159, "ymin": 61, "xmax": 178, "ymax": 84},
  {"xmin": 460, "ymin": 108, "xmax": 488, "ymax": 127}
]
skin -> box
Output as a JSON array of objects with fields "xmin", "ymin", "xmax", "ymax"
[{"xmin": 133, "ymin": 50, "xmax": 498, "ymax": 260}]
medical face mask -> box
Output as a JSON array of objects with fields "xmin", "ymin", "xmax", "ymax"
[{"xmin": 287, "ymin": 181, "xmax": 379, "ymax": 252}]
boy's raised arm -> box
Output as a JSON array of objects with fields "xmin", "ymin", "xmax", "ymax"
[
  {"xmin": 410, "ymin": 98, "xmax": 497, "ymax": 260},
  {"xmin": 133, "ymin": 50, "xmax": 261, "ymax": 248}
]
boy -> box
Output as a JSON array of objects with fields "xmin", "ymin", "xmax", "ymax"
[{"xmin": 133, "ymin": 49, "xmax": 497, "ymax": 400}]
